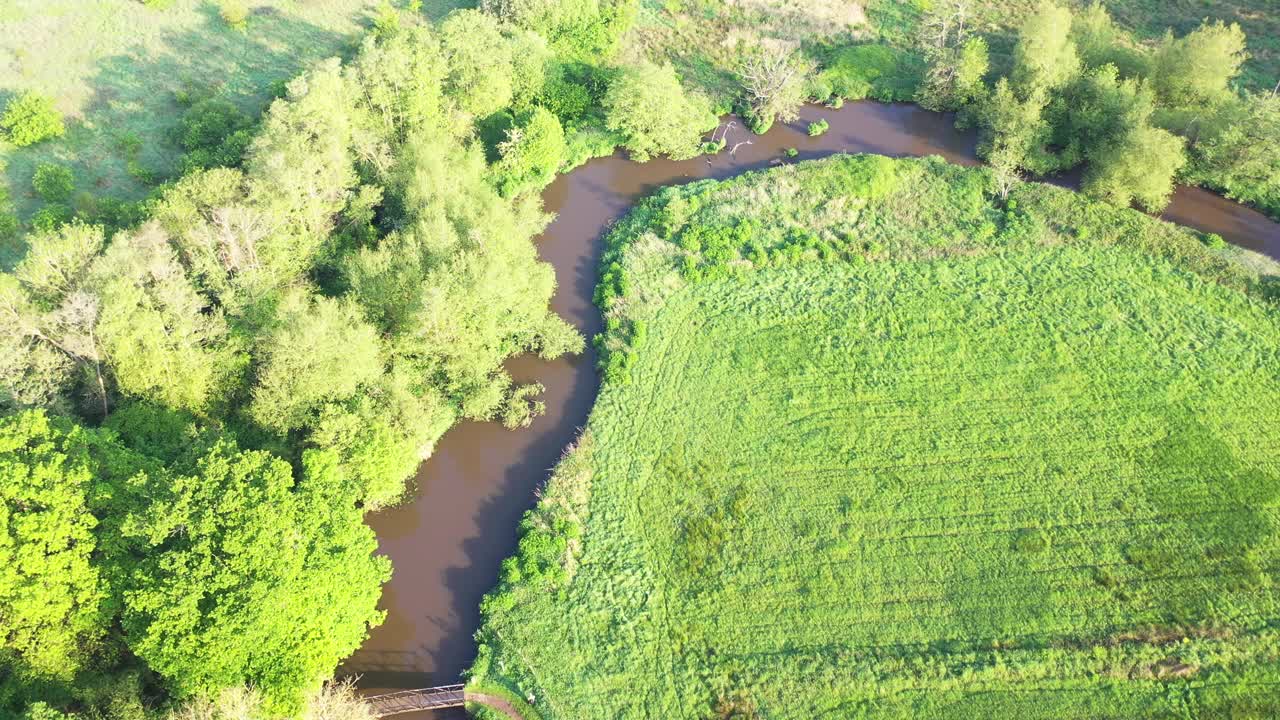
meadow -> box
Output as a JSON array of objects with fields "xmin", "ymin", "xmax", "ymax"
[{"xmin": 469, "ymin": 155, "xmax": 1280, "ymax": 719}]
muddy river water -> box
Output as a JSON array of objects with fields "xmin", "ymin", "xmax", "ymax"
[{"xmin": 344, "ymin": 101, "xmax": 1280, "ymax": 715}]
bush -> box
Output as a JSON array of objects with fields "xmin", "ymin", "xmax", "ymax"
[
  {"xmin": 177, "ymin": 98, "xmax": 254, "ymax": 171},
  {"xmin": 29, "ymin": 204, "xmax": 74, "ymax": 233},
  {"xmin": 1204, "ymin": 233, "xmax": 1226, "ymax": 249},
  {"xmin": 32, "ymin": 163, "xmax": 75, "ymax": 204},
  {"xmin": 807, "ymin": 119, "xmax": 829, "ymax": 137},
  {"xmin": 219, "ymin": 0, "xmax": 249, "ymax": 30},
  {"xmin": 1, "ymin": 91, "xmax": 65, "ymax": 147},
  {"xmin": 813, "ymin": 43, "xmax": 924, "ymax": 103},
  {"xmin": 785, "ymin": 147, "xmax": 799, "ymax": 158},
  {"xmin": 0, "ymin": 204, "xmax": 18, "ymax": 245}
]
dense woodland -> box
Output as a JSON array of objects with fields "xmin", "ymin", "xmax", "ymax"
[{"xmin": 1, "ymin": 1, "xmax": 1278, "ymax": 719}]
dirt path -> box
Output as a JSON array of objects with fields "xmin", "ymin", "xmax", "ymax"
[{"xmin": 464, "ymin": 691, "xmax": 527, "ymax": 720}]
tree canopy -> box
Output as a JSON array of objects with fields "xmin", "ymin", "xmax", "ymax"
[
  {"xmin": 967, "ymin": 1, "xmax": 1263, "ymax": 213},
  {"xmin": 603, "ymin": 61, "xmax": 717, "ymax": 161},
  {"xmin": 0, "ymin": 412, "xmax": 111, "ymax": 681},
  {"xmin": 116, "ymin": 444, "xmax": 388, "ymax": 713}
]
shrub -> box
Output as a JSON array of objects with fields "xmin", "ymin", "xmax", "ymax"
[
  {"xmin": 177, "ymin": 98, "xmax": 254, "ymax": 172},
  {"xmin": 30, "ymin": 204, "xmax": 74, "ymax": 233},
  {"xmin": 0, "ymin": 202, "xmax": 17, "ymax": 244},
  {"xmin": 32, "ymin": 163, "xmax": 75, "ymax": 204},
  {"xmin": 785, "ymin": 147, "xmax": 798, "ymax": 158},
  {"xmin": 219, "ymin": 0, "xmax": 249, "ymax": 30},
  {"xmin": 1, "ymin": 91, "xmax": 65, "ymax": 147},
  {"xmin": 1013, "ymin": 528, "xmax": 1050, "ymax": 554},
  {"xmin": 813, "ymin": 43, "xmax": 924, "ymax": 103},
  {"xmin": 808, "ymin": 119, "xmax": 829, "ymax": 137},
  {"xmin": 1204, "ymin": 233, "xmax": 1226, "ymax": 249}
]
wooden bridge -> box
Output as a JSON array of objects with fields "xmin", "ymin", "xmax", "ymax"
[{"xmin": 365, "ymin": 684, "xmax": 465, "ymax": 716}]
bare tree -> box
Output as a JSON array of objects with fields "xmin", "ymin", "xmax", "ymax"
[
  {"xmin": 737, "ymin": 43, "xmax": 812, "ymax": 131},
  {"xmin": 988, "ymin": 145, "xmax": 1022, "ymax": 201},
  {"xmin": 918, "ymin": 0, "xmax": 972, "ymax": 57}
]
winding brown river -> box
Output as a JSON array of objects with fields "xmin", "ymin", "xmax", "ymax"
[{"xmin": 344, "ymin": 101, "xmax": 1280, "ymax": 716}]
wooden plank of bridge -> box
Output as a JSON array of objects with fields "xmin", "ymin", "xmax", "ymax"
[{"xmin": 366, "ymin": 684, "xmax": 466, "ymax": 716}]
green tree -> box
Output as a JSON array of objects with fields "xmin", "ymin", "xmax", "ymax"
[
  {"xmin": 1153, "ymin": 20, "xmax": 1247, "ymax": 107},
  {"xmin": 480, "ymin": 0, "xmax": 637, "ymax": 61},
  {"xmin": 440, "ymin": 10, "xmax": 516, "ymax": 118},
  {"xmin": 492, "ymin": 106, "xmax": 567, "ymax": 196},
  {"xmin": 116, "ymin": 442, "xmax": 389, "ymax": 712},
  {"xmin": 1, "ymin": 91, "xmax": 65, "ymax": 147},
  {"xmin": 1010, "ymin": 1, "xmax": 1080, "ymax": 97},
  {"xmin": 1052, "ymin": 64, "xmax": 1156, "ymax": 168},
  {"xmin": 979, "ymin": 78, "xmax": 1057, "ymax": 175},
  {"xmin": 0, "ymin": 224, "xmax": 110, "ymax": 415},
  {"xmin": 918, "ymin": 36, "xmax": 989, "ymax": 112},
  {"xmin": 244, "ymin": 59, "xmax": 360, "ymax": 289},
  {"xmin": 308, "ymin": 367, "xmax": 452, "ymax": 510},
  {"xmin": 145, "ymin": 168, "xmax": 257, "ymax": 312},
  {"xmin": 1069, "ymin": 2, "xmax": 1146, "ymax": 76},
  {"xmin": 603, "ymin": 61, "xmax": 717, "ymax": 161},
  {"xmin": 348, "ymin": 136, "xmax": 581, "ymax": 421},
  {"xmin": 1188, "ymin": 92, "xmax": 1280, "ymax": 214},
  {"xmin": 347, "ymin": 25, "xmax": 451, "ymax": 150},
  {"xmin": 1083, "ymin": 124, "xmax": 1186, "ymax": 212},
  {"xmin": 90, "ymin": 223, "xmax": 242, "ymax": 414},
  {"xmin": 176, "ymin": 98, "xmax": 254, "ymax": 173},
  {"xmin": 0, "ymin": 411, "xmax": 110, "ymax": 680},
  {"xmin": 32, "ymin": 164, "xmax": 75, "ymax": 204},
  {"xmin": 248, "ymin": 290, "xmax": 383, "ymax": 433},
  {"xmin": 22, "ymin": 702, "xmax": 75, "ymax": 720},
  {"xmin": 508, "ymin": 30, "xmax": 553, "ymax": 111}
]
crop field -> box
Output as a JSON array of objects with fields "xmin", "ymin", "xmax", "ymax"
[{"xmin": 469, "ymin": 156, "xmax": 1280, "ymax": 719}]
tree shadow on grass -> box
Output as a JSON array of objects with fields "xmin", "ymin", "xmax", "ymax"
[{"xmin": 2, "ymin": 1, "xmax": 371, "ymax": 229}]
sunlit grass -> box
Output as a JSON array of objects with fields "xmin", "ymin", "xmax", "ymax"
[{"xmin": 0, "ymin": 0, "xmax": 384, "ymax": 218}]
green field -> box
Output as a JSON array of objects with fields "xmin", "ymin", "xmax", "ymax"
[{"xmin": 469, "ymin": 156, "xmax": 1280, "ymax": 719}]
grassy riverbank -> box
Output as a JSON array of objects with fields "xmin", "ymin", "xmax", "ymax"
[{"xmin": 469, "ymin": 155, "xmax": 1280, "ymax": 718}]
